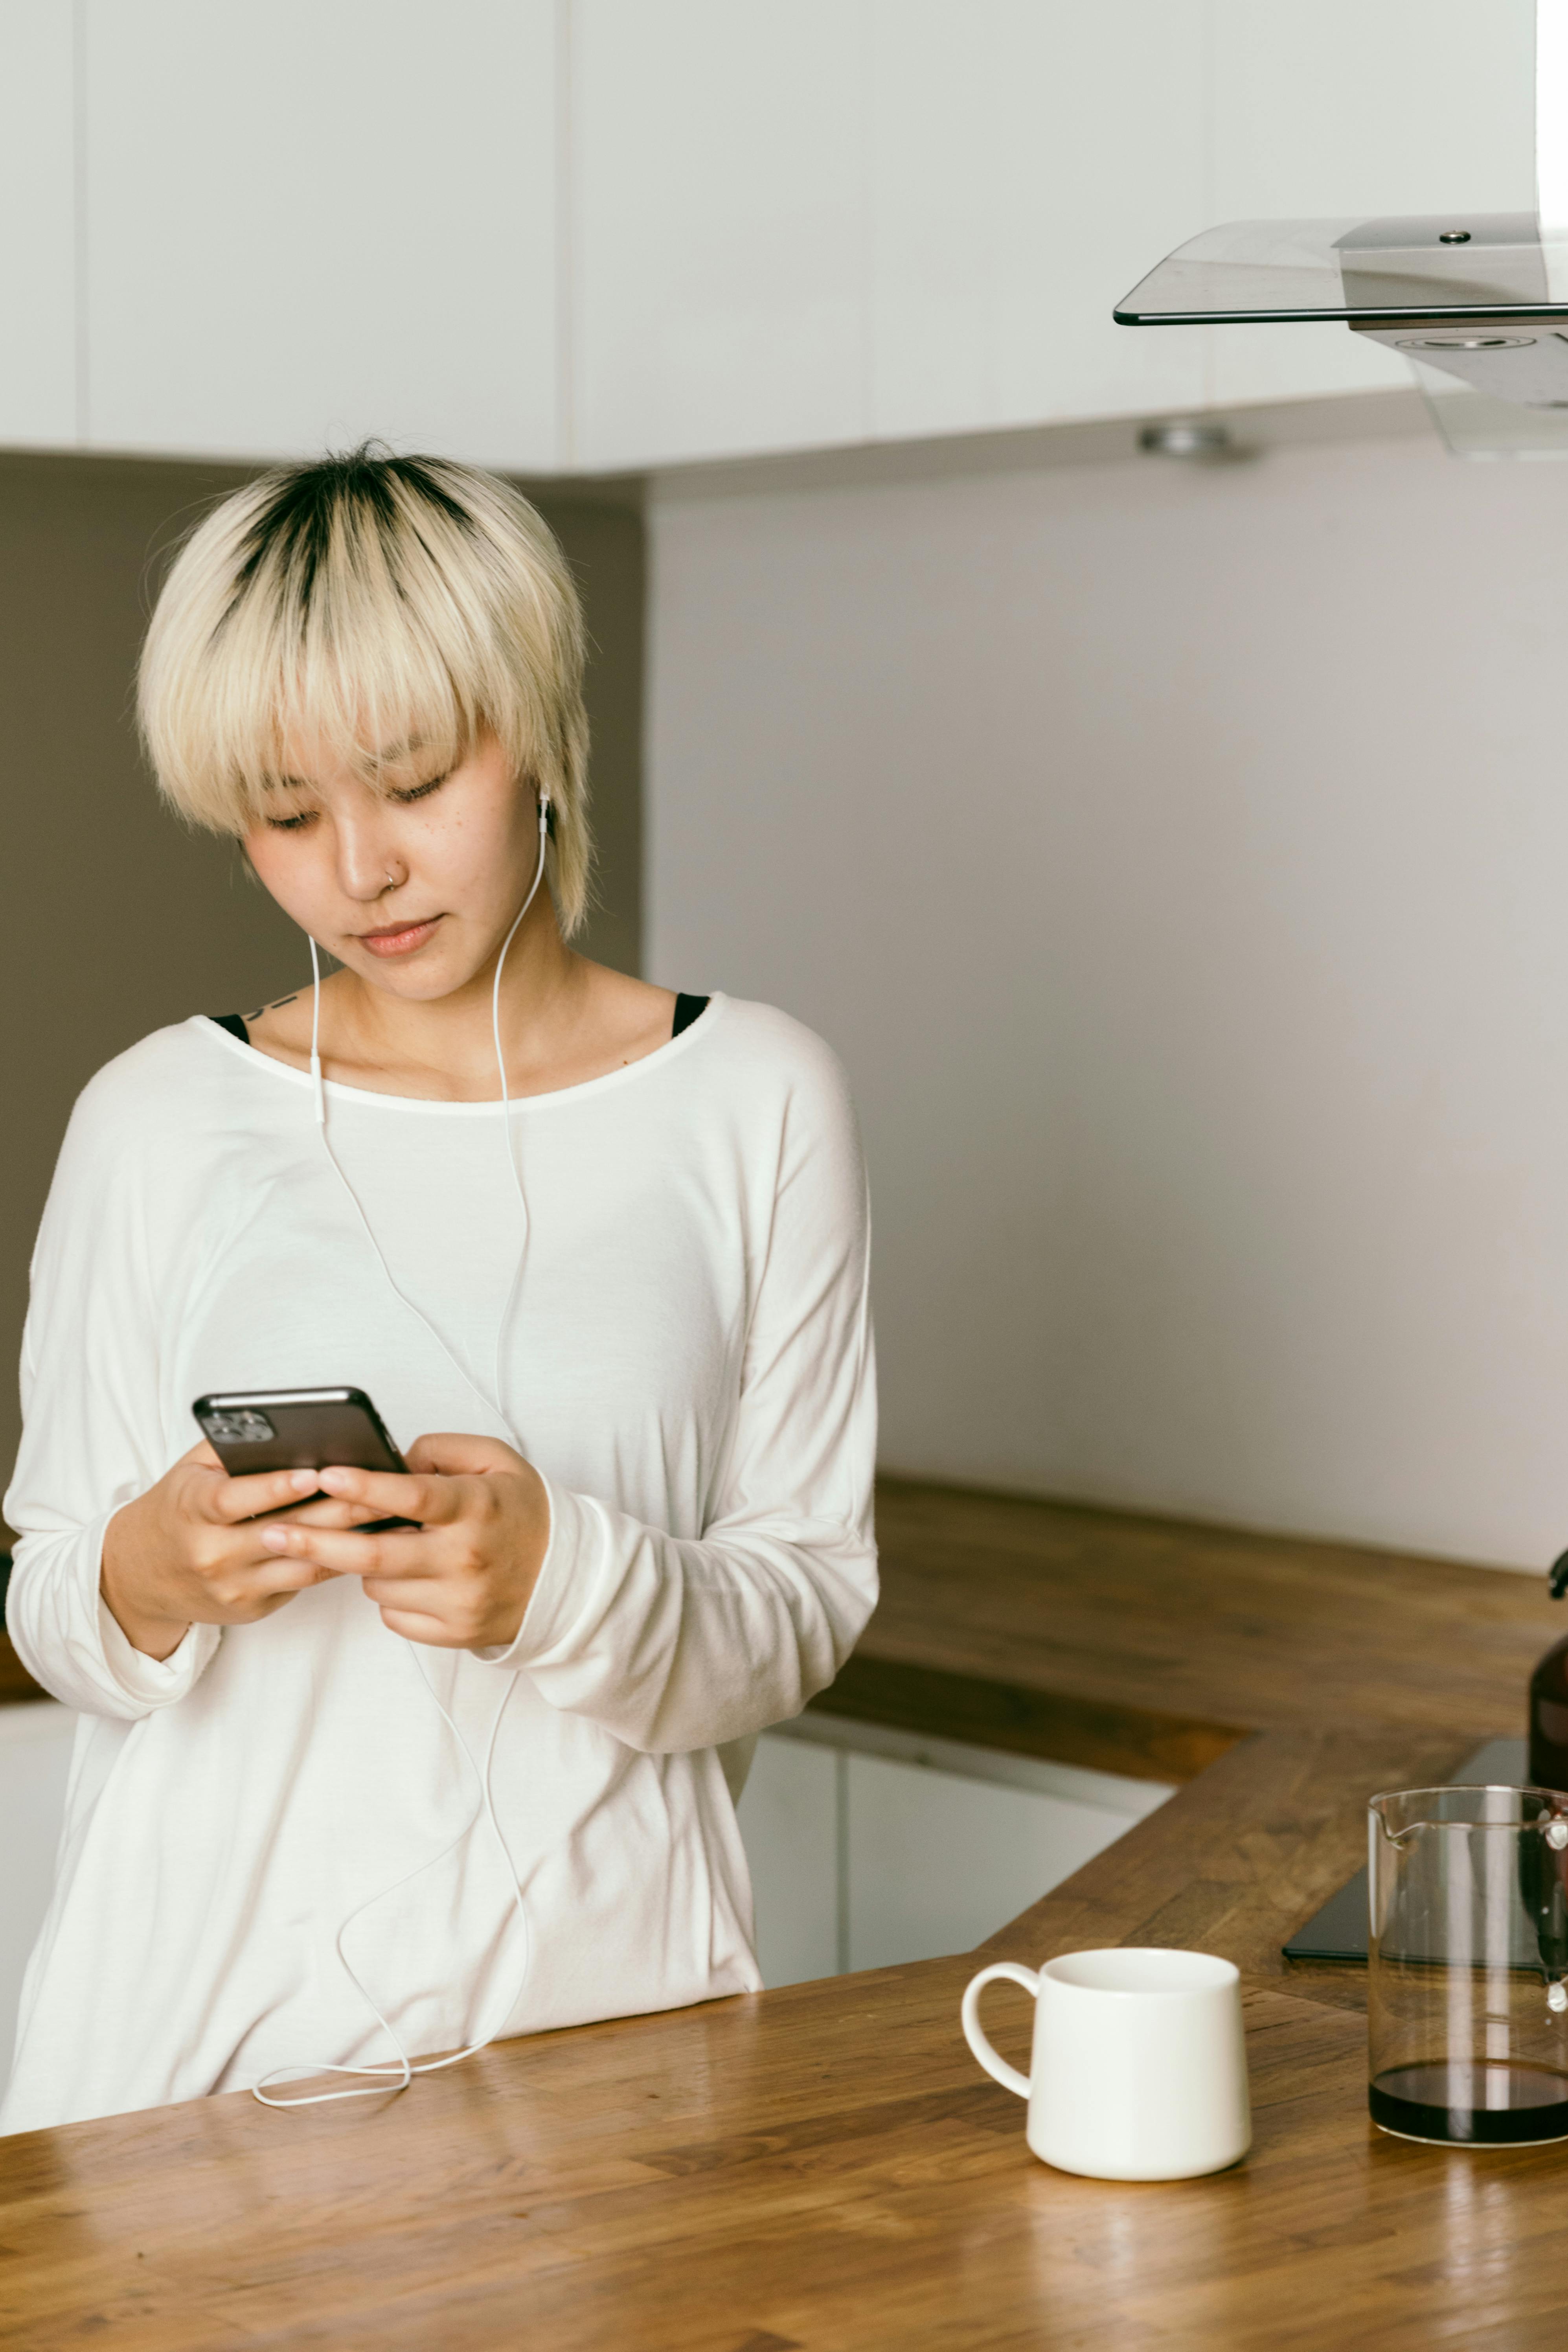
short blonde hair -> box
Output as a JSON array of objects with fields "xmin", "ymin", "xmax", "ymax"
[{"xmin": 138, "ymin": 447, "xmax": 592, "ymax": 933}]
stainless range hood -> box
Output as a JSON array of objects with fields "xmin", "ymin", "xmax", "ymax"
[{"xmin": 1115, "ymin": 6, "xmax": 1568, "ymax": 455}]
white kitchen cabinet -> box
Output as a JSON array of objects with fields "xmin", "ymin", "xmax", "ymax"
[
  {"xmin": 80, "ymin": 0, "xmax": 561, "ymax": 468},
  {"xmin": 0, "ymin": 4, "xmax": 1547, "ymax": 474},
  {"xmin": 738, "ymin": 1718, "xmax": 1168, "ymax": 1989},
  {"xmin": 570, "ymin": 0, "xmax": 1206, "ymax": 468},
  {"xmin": 865, "ymin": 0, "xmax": 1206, "ymax": 441},
  {"xmin": 868, "ymin": 0, "xmax": 1535, "ymax": 433},
  {"xmin": 843, "ymin": 1748, "xmax": 1142, "ymax": 1973},
  {"xmin": 0, "ymin": 1701, "xmax": 74, "ymax": 2094},
  {"xmin": 569, "ymin": 0, "xmax": 865, "ymax": 470},
  {"xmin": 0, "ymin": 0, "xmax": 76, "ymax": 446},
  {"xmin": 1206, "ymin": 0, "xmax": 1537, "ymax": 410},
  {"xmin": 735, "ymin": 1732, "xmax": 842, "ymax": 1987},
  {"xmin": 573, "ymin": 1, "xmax": 1540, "ymax": 468}
]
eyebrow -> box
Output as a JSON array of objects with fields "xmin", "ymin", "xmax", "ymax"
[
  {"xmin": 362, "ymin": 736, "xmax": 433, "ymax": 770},
  {"xmin": 263, "ymin": 737, "xmax": 436, "ymax": 793}
]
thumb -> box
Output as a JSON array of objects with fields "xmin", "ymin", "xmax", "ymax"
[{"xmin": 404, "ymin": 1431, "xmax": 527, "ymax": 1478}]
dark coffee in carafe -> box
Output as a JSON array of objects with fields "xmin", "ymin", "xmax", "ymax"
[
  {"xmin": 1531, "ymin": 1630, "xmax": 1568, "ymax": 1795},
  {"xmin": 1529, "ymin": 1548, "xmax": 1568, "ymax": 1795}
]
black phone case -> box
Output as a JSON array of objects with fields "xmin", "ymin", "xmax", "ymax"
[
  {"xmin": 191, "ymin": 1387, "xmax": 417, "ymax": 1528},
  {"xmin": 192, "ymin": 1387, "xmax": 406, "ymax": 1478}
]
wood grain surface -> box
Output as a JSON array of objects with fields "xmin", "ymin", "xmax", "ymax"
[
  {"xmin": 3, "ymin": 1959, "xmax": 1566, "ymax": 2351},
  {"xmin": 810, "ymin": 1651, "xmax": 1242, "ymax": 1784},
  {"xmin": 869, "ymin": 1476, "xmax": 1555, "ymax": 1744},
  {"xmin": 2, "ymin": 1478, "xmax": 1565, "ymax": 2346}
]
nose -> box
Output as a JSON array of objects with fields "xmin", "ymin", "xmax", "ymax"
[{"xmin": 334, "ymin": 806, "xmax": 406, "ymax": 903}]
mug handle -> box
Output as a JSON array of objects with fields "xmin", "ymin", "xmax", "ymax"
[{"xmin": 961, "ymin": 1961, "xmax": 1039, "ymax": 2099}]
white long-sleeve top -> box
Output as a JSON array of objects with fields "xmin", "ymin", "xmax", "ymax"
[{"xmin": 1, "ymin": 994, "xmax": 876, "ymax": 2133}]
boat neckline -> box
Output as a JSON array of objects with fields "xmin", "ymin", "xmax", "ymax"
[{"xmin": 192, "ymin": 992, "xmax": 727, "ymax": 1115}]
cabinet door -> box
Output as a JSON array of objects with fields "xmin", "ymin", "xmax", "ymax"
[
  {"xmin": 0, "ymin": 1702, "xmax": 75, "ymax": 2090},
  {"xmin": 1208, "ymin": 0, "xmax": 1536, "ymax": 410},
  {"xmin": 570, "ymin": 0, "xmax": 864, "ymax": 469},
  {"xmin": 81, "ymin": 0, "xmax": 560, "ymax": 468},
  {"xmin": 737, "ymin": 1732, "xmax": 841, "ymax": 1988},
  {"xmin": 0, "ymin": 0, "xmax": 76, "ymax": 446},
  {"xmin": 844, "ymin": 1750, "xmax": 1134, "ymax": 1974},
  {"xmin": 868, "ymin": 0, "xmax": 1206, "ymax": 439}
]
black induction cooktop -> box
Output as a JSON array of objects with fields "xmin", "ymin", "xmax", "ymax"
[{"xmin": 1280, "ymin": 1737, "xmax": 1528, "ymax": 1964}]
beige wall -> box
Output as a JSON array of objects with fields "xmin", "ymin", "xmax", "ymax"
[
  {"xmin": 0, "ymin": 453, "xmax": 643, "ymax": 1537},
  {"xmin": 647, "ymin": 421, "xmax": 1568, "ymax": 1574}
]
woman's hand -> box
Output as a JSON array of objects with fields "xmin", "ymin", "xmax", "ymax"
[
  {"xmin": 100, "ymin": 1441, "xmax": 372, "ymax": 1661},
  {"xmin": 256, "ymin": 1433, "xmax": 551, "ymax": 1651}
]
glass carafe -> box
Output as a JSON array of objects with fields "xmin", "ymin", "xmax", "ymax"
[{"xmin": 1369, "ymin": 1785, "xmax": 1568, "ymax": 2145}]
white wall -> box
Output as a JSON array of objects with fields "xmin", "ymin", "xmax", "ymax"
[{"xmin": 647, "ymin": 419, "xmax": 1568, "ymax": 1572}]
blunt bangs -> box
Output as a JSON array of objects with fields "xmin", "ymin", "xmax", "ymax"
[{"xmin": 137, "ymin": 447, "xmax": 592, "ymax": 932}]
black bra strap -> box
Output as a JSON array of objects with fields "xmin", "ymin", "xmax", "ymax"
[{"xmin": 211, "ymin": 1002, "xmax": 707, "ymax": 1054}]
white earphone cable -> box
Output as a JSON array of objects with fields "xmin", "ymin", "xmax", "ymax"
[
  {"xmin": 306, "ymin": 791, "xmax": 548, "ymax": 1433},
  {"xmin": 253, "ymin": 1650, "xmax": 529, "ymax": 2107},
  {"xmin": 487, "ymin": 794, "xmax": 550, "ymax": 1418},
  {"xmin": 257, "ymin": 794, "xmax": 551, "ymax": 2110}
]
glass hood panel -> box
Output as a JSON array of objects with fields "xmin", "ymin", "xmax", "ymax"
[{"xmin": 1116, "ymin": 213, "xmax": 1568, "ymax": 324}]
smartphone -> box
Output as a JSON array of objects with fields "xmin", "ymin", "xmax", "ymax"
[{"xmin": 191, "ymin": 1386, "xmax": 416, "ymax": 1527}]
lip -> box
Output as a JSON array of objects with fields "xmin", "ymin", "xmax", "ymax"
[{"xmin": 357, "ymin": 915, "xmax": 443, "ymax": 958}]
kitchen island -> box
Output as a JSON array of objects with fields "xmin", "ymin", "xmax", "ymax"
[{"xmin": 0, "ymin": 1478, "xmax": 1563, "ymax": 2349}]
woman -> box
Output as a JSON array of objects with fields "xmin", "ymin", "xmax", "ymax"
[{"xmin": 1, "ymin": 449, "xmax": 876, "ymax": 2131}]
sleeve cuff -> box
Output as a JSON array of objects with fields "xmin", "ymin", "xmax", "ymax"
[
  {"xmin": 469, "ymin": 1473, "xmax": 603, "ymax": 1668},
  {"xmin": 96, "ymin": 1596, "xmax": 220, "ymax": 1706}
]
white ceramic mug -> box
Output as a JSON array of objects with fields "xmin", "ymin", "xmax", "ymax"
[{"xmin": 961, "ymin": 1946, "xmax": 1251, "ymax": 2181}]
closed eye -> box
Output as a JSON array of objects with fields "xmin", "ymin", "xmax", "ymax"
[
  {"xmin": 389, "ymin": 774, "xmax": 448, "ymax": 806},
  {"xmin": 265, "ymin": 808, "xmax": 316, "ymax": 832}
]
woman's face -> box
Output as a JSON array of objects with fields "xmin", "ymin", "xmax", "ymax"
[{"xmin": 244, "ymin": 728, "xmax": 546, "ymax": 1001}]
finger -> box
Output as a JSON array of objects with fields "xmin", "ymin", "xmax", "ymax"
[
  {"xmin": 404, "ymin": 1431, "xmax": 526, "ymax": 1478},
  {"xmin": 269, "ymin": 1557, "xmax": 340, "ymax": 1592},
  {"xmin": 267, "ymin": 1496, "xmax": 392, "ymax": 1530},
  {"xmin": 225, "ymin": 1567, "xmax": 340, "ymax": 1620},
  {"xmin": 361, "ymin": 1574, "xmax": 451, "ymax": 1610},
  {"xmin": 375, "ymin": 1607, "xmax": 466, "ymax": 1648},
  {"xmin": 311, "ymin": 1463, "xmax": 450, "ymax": 1524},
  {"xmin": 257, "ymin": 1522, "xmax": 430, "ymax": 1577},
  {"xmin": 232, "ymin": 1552, "xmax": 336, "ymax": 1598},
  {"xmin": 207, "ymin": 1465, "xmax": 324, "ymax": 1526}
]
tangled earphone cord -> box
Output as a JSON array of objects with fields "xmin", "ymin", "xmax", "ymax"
[{"xmin": 252, "ymin": 1648, "xmax": 530, "ymax": 2108}]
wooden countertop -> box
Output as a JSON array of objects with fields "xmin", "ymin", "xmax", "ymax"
[{"xmin": 3, "ymin": 1479, "xmax": 1567, "ymax": 2348}]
